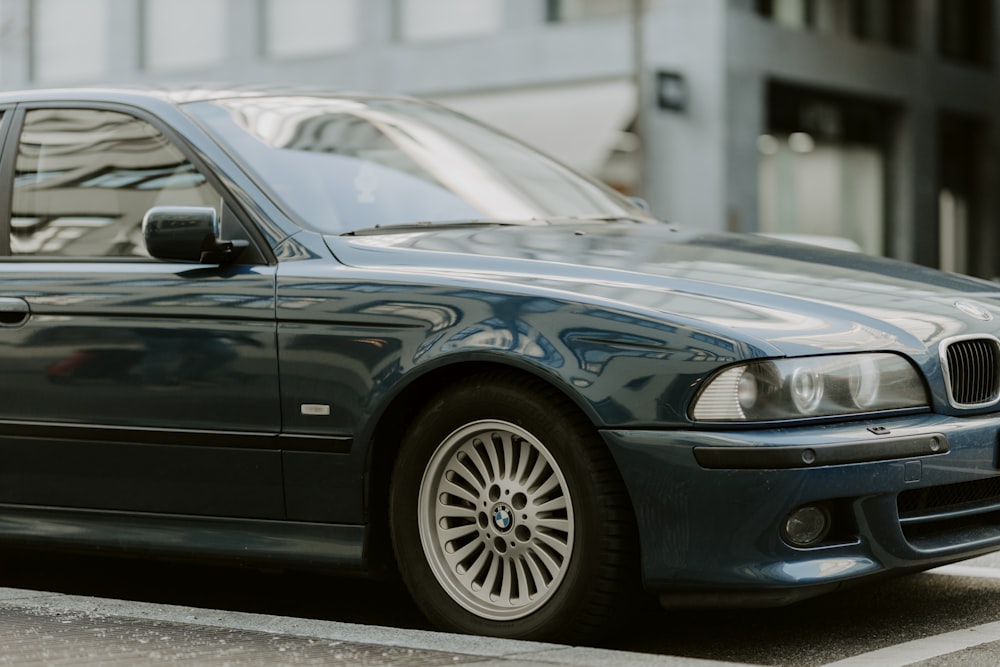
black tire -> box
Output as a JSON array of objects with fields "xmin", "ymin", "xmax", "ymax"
[{"xmin": 389, "ymin": 373, "xmax": 638, "ymax": 642}]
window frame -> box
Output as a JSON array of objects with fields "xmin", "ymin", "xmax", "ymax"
[
  {"xmin": 0, "ymin": 105, "xmax": 18, "ymax": 256},
  {"xmin": 139, "ymin": 0, "xmax": 228, "ymax": 73},
  {"xmin": 0, "ymin": 101, "xmax": 274, "ymax": 265},
  {"xmin": 261, "ymin": 0, "xmax": 359, "ymax": 60},
  {"xmin": 395, "ymin": 0, "xmax": 503, "ymax": 43},
  {"xmin": 546, "ymin": 0, "xmax": 636, "ymax": 23},
  {"xmin": 30, "ymin": 0, "xmax": 113, "ymax": 84}
]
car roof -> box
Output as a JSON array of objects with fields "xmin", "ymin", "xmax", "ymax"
[{"xmin": 0, "ymin": 85, "xmax": 416, "ymax": 108}]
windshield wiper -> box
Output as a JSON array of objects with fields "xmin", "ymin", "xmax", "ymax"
[{"xmin": 342, "ymin": 220, "xmax": 524, "ymax": 236}]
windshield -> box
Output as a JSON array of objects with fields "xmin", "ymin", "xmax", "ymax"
[{"xmin": 185, "ymin": 96, "xmax": 647, "ymax": 235}]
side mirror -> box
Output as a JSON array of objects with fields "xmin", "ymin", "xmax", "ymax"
[{"xmin": 142, "ymin": 206, "xmax": 248, "ymax": 264}]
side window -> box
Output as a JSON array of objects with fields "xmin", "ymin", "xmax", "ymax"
[{"xmin": 11, "ymin": 108, "xmax": 220, "ymax": 257}]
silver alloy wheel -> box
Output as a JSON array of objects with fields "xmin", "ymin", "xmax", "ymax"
[{"xmin": 418, "ymin": 419, "xmax": 576, "ymax": 621}]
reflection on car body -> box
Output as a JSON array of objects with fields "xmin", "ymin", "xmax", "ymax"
[{"xmin": 1, "ymin": 87, "xmax": 1000, "ymax": 643}]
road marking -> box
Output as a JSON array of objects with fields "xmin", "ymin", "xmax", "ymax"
[
  {"xmin": 820, "ymin": 620, "xmax": 1000, "ymax": 667},
  {"xmin": 927, "ymin": 564, "xmax": 1000, "ymax": 580},
  {"xmin": 819, "ymin": 566, "xmax": 1000, "ymax": 666}
]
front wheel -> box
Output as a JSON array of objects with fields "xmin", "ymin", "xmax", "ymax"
[{"xmin": 389, "ymin": 375, "xmax": 638, "ymax": 642}]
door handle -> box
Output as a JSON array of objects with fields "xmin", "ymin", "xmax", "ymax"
[{"xmin": 0, "ymin": 298, "xmax": 29, "ymax": 326}]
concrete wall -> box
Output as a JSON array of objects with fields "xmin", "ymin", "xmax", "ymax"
[{"xmin": 641, "ymin": 1, "xmax": 729, "ymax": 228}]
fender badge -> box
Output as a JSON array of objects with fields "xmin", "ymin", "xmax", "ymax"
[{"xmin": 955, "ymin": 300, "xmax": 994, "ymax": 322}]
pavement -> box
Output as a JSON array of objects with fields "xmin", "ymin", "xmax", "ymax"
[{"xmin": 0, "ymin": 587, "xmax": 751, "ymax": 666}]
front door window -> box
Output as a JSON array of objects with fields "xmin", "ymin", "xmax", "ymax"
[{"xmin": 11, "ymin": 107, "xmax": 220, "ymax": 257}]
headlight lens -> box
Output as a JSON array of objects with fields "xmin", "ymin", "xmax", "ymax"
[{"xmin": 691, "ymin": 353, "xmax": 927, "ymax": 422}]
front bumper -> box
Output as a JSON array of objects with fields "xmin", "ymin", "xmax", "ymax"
[{"xmin": 602, "ymin": 412, "xmax": 1000, "ymax": 607}]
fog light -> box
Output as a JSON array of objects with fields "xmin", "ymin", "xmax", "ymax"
[{"xmin": 782, "ymin": 506, "xmax": 830, "ymax": 547}]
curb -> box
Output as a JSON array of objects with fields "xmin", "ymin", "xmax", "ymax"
[{"xmin": 0, "ymin": 587, "xmax": 754, "ymax": 666}]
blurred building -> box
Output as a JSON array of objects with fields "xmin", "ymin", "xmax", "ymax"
[{"xmin": 0, "ymin": 0, "xmax": 997, "ymax": 277}]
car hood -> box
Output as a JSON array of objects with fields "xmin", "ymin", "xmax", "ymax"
[{"xmin": 325, "ymin": 222, "xmax": 1000, "ymax": 358}]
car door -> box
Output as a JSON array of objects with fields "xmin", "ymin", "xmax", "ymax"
[{"xmin": 0, "ymin": 103, "xmax": 284, "ymax": 519}]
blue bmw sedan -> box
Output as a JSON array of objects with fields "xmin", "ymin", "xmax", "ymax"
[{"xmin": 1, "ymin": 87, "xmax": 999, "ymax": 642}]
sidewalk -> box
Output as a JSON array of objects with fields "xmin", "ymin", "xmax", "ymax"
[{"xmin": 0, "ymin": 587, "xmax": 751, "ymax": 666}]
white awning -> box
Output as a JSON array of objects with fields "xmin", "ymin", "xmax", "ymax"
[{"xmin": 434, "ymin": 79, "xmax": 637, "ymax": 175}]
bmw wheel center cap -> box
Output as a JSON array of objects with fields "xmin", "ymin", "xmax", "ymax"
[{"xmin": 492, "ymin": 503, "xmax": 514, "ymax": 533}]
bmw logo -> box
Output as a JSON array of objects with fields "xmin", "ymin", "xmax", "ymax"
[{"xmin": 492, "ymin": 504, "xmax": 513, "ymax": 533}]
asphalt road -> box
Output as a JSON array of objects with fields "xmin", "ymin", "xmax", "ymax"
[{"xmin": 2, "ymin": 548, "xmax": 1000, "ymax": 666}]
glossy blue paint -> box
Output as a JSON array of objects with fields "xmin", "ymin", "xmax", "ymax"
[
  {"xmin": 605, "ymin": 410, "xmax": 1000, "ymax": 601},
  {"xmin": 0, "ymin": 88, "xmax": 999, "ymax": 621},
  {"xmin": 326, "ymin": 224, "xmax": 1000, "ymax": 420},
  {"xmin": 0, "ymin": 505, "xmax": 365, "ymax": 569},
  {"xmin": 0, "ymin": 260, "xmax": 282, "ymax": 516},
  {"xmin": 0, "ymin": 262, "xmax": 278, "ymax": 428}
]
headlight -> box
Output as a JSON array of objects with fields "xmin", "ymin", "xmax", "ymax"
[{"xmin": 690, "ymin": 353, "xmax": 927, "ymax": 422}]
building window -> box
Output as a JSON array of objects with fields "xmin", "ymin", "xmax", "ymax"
[
  {"xmin": 848, "ymin": 0, "xmax": 913, "ymax": 48},
  {"xmin": 32, "ymin": 0, "xmax": 111, "ymax": 83},
  {"xmin": 755, "ymin": 0, "xmax": 817, "ymax": 30},
  {"xmin": 758, "ymin": 83, "xmax": 895, "ymax": 256},
  {"xmin": 397, "ymin": 0, "xmax": 502, "ymax": 42},
  {"xmin": 756, "ymin": 0, "xmax": 913, "ymax": 48},
  {"xmin": 142, "ymin": 0, "xmax": 226, "ymax": 72},
  {"xmin": 939, "ymin": 0, "xmax": 993, "ymax": 67},
  {"xmin": 547, "ymin": 0, "xmax": 645, "ymax": 22},
  {"xmin": 938, "ymin": 114, "xmax": 987, "ymax": 277},
  {"xmin": 264, "ymin": 0, "xmax": 357, "ymax": 59}
]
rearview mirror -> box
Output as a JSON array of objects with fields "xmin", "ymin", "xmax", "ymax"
[{"xmin": 142, "ymin": 206, "xmax": 248, "ymax": 264}]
